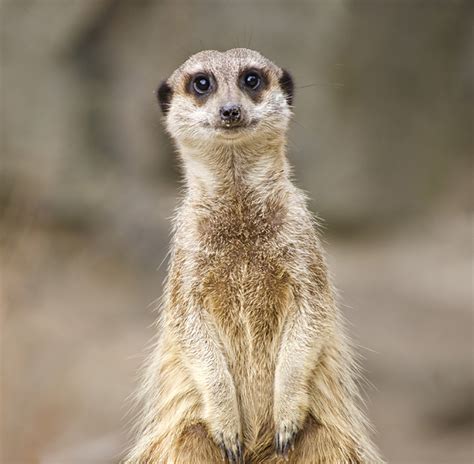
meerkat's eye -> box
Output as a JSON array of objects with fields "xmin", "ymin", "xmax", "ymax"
[
  {"xmin": 192, "ymin": 75, "xmax": 211, "ymax": 94},
  {"xmin": 243, "ymin": 71, "xmax": 261, "ymax": 90}
]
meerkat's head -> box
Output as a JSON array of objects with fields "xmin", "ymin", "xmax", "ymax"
[{"xmin": 157, "ymin": 48, "xmax": 293, "ymax": 149}]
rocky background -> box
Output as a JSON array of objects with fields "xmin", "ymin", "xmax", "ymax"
[{"xmin": 1, "ymin": 1, "xmax": 472, "ymax": 463}]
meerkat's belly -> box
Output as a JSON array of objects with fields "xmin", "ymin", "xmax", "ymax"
[
  {"xmin": 200, "ymin": 250, "xmax": 290, "ymax": 348},
  {"xmin": 198, "ymin": 250, "xmax": 292, "ymax": 439}
]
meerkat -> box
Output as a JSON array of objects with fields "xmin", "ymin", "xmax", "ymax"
[{"xmin": 125, "ymin": 48, "xmax": 383, "ymax": 464}]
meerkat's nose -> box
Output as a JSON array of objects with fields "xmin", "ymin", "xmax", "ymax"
[{"xmin": 220, "ymin": 104, "xmax": 241, "ymax": 126}]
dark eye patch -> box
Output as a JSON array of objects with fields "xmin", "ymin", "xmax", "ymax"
[
  {"xmin": 193, "ymin": 75, "xmax": 211, "ymax": 94},
  {"xmin": 185, "ymin": 72, "xmax": 216, "ymax": 99},
  {"xmin": 239, "ymin": 68, "xmax": 268, "ymax": 102},
  {"xmin": 242, "ymin": 71, "xmax": 261, "ymax": 90}
]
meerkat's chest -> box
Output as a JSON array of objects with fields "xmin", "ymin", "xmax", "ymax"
[{"xmin": 193, "ymin": 239, "xmax": 293, "ymax": 344}]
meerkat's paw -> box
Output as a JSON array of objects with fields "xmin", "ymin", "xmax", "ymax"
[
  {"xmin": 274, "ymin": 419, "xmax": 300, "ymax": 460},
  {"xmin": 274, "ymin": 390, "xmax": 308, "ymax": 460},
  {"xmin": 208, "ymin": 404, "xmax": 243, "ymax": 463},
  {"xmin": 216, "ymin": 430, "xmax": 243, "ymax": 463}
]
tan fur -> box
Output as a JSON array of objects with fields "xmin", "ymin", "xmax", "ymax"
[{"xmin": 125, "ymin": 49, "xmax": 383, "ymax": 464}]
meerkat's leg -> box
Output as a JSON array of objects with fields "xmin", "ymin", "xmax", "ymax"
[
  {"xmin": 172, "ymin": 304, "xmax": 243, "ymax": 461},
  {"xmin": 125, "ymin": 316, "xmax": 243, "ymax": 464},
  {"xmin": 126, "ymin": 423, "xmax": 223, "ymax": 464},
  {"xmin": 170, "ymin": 422, "xmax": 228, "ymax": 463},
  {"xmin": 123, "ymin": 337, "xmax": 222, "ymax": 464},
  {"xmin": 273, "ymin": 297, "xmax": 331, "ymax": 458},
  {"xmin": 273, "ymin": 302, "xmax": 377, "ymax": 464}
]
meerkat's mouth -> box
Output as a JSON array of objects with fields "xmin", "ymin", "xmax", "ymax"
[{"xmin": 214, "ymin": 120, "xmax": 258, "ymax": 138}]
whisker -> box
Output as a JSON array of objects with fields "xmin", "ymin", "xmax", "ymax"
[
  {"xmin": 296, "ymin": 82, "xmax": 344, "ymax": 89},
  {"xmin": 247, "ymin": 27, "xmax": 253, "ymax": 49},
  {"xmin": 291, "ymin": 118, "xmax": 307, "ymax": 130}
]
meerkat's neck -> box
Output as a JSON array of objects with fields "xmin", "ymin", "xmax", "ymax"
[{"xmin": 179, "ymin": 136, "xmax": 291, "ymax": 200}]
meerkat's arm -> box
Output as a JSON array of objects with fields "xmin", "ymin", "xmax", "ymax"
[
  {"xmin": 176, "ymin": 303, "xmax": 243, "ymax": 461},
  {"xmin": 274, "ymin": 292, "xmax": 333, "ymax": 457}
]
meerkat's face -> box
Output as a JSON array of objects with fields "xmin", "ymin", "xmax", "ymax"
[{"xmin": 157, "ymin": 49, "xmax": 293, "ymax": 148}]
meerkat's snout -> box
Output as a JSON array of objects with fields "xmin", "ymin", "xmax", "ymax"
[{"xmin": 219, "ymin": 104, "xmax": 242, "ymax": 127}]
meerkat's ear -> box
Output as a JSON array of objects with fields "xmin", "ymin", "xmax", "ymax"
[
  {"xmin": 279, "ymin": 69, "xmax": 294, "ymax": 107},
  {"xmin": 156, "ymin": 80, "xmax": 173, "ymax": 114}
]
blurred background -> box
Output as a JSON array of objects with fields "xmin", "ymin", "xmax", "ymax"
[{"xmin": 1, "ymin": 1, "xmax": 472, "ymax": 463}]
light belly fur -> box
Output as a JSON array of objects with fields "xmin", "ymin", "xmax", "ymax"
[{"xmin": 202, "ymin": 258, "xmax": 290, "ymax": 444}]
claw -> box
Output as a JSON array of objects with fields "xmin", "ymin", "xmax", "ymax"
[
  {"xmin": 219, "ymin": 435, "xmax": 227, "ymax": 462},
  {"xmin": 237, "ymin": 438, "xmax": 243, "ymax": 462},
  {"xmin": 217, "ymin": 432, "xmax": 244, "ymax": 463},
  {"xmin": 275, "ymin": 422, "xmax": 299, "ymax": 460}
]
